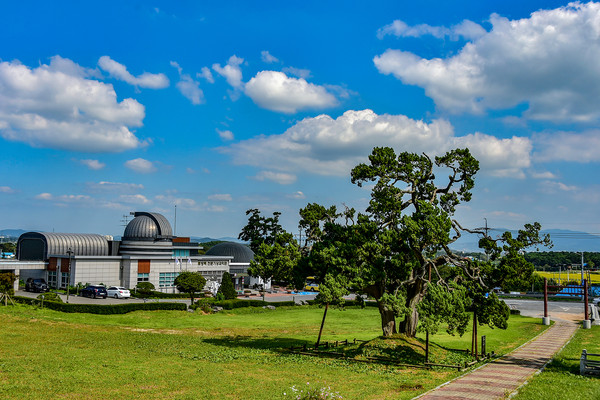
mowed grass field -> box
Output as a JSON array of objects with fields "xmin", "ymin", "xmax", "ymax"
[{"xmin": 0, "ymin": 304, "xmax": 548, "ymax": 400}]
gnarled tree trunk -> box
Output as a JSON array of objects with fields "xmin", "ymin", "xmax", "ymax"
[
  {"xmin": 399, "ymin": 279, "xmax": 426, "ymax": 337},
  {"xmin": 378, "ymin": 301, "xmax": 397, "ymax": 336}
]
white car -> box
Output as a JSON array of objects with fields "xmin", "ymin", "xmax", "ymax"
[{"xmin": 107, "ymin": 286, "xmax": 131, "ymax": 299}]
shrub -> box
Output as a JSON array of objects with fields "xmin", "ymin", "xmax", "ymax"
[
  {"xmin": 217, "ymin": 271, "xmax": 237, "ymax": 300},
  {"xmin": 136, "ymin": 282, "xmax": 155, "ymax": 295},
  {"xmin": 38, "ymin": 292, "xmax": 63, "ymax": 303},
  {"xmin": 0, "ymin": 272, "xmax": 16, "ymax": 296}
]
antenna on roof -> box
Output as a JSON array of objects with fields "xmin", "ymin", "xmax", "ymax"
[
  {"xmin": 174, "ymin": 205, "xmax": 177, "ymax": 236},
  {"xmin": 120, "ymin": 214, "xmax": 130, "ymax": 227}
]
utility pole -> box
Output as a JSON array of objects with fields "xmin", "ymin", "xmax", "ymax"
[
  {"xmin": 581, "ymin": 251, "xmax": 585, "ymax": 285},
  {"xmin": 66, "ymin": 247, "xmax": 73, "ymax": 303}
]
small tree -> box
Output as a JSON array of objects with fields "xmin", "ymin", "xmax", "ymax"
[
  {"xmin": 136, "ymin": 282, "xmax": 155, "ymax": 297},
  {"xmin": 217, "ymin": 271, "xmax": 237, "ymax": 300},
  {"xmin": 0, "ymin": 272, "xmax": 16, "ymax": 306},
  {"xmin": 174, "ymin": 271, "xmax": 207, "ymax": 306}
]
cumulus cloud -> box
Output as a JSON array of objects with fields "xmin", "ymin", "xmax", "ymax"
[
  {"xmin": 119, "ymin": 194, "xmax": 151, "ymax": 204},
  {"xmin": 170, "ymin": 61, "xmax": 204, "ymax": 105},
  {"xmin": 217, "ymin": 129, "xmax": 234, "ymax": 141},
  {"xmin": 0, "ymin": 56, "xmax": 145, "ymax": 152},
  {"xmin": 80, "ymin": 159, "xmax": 106, "ymax": 170},
  {"xmin": 0, "ymin": 186, "xmax": 15, "ymax": 193},
  {"xmin": 540, "ymin": 180, "xmax": 578, "ymax": 193},
  {"xmin": 86, "ymin": 181, "xmax": 144, "ymax": 193},
  {"xmin": 374, "ymin": 3, "xmax": 600, "ymax": 122},
  {"xmin": 35, "ymin": 193, "xmax": 53, "ymax": 200},
  {"xmin": 222, "ymin": 109, "xmax": 531, "ymax": 179},
  {"xmin": 198, "ymin": 67, "xmax": 214, "ymax": 83},
  {"xmin": 282, "ymin": 67, "xmax": 311, "ymax": 79},
  {"xmin": 98, "ymin": 56, "xmax": 169, "ymax": 89},
  {"xmin": 377, "ymin": 19, "xmax": 486, "ymax": 40},
  {"xmin": 261, "ymin": 50, "xmax": 279, "ymax": 63},
  {"xmin": 212, "ymin": 55, "xmax": 244, "ymax": 89},
  {"xmin": 208, "ymin": 193, "xmax": 232, "ymax": 201},
  {"xmin": 125, "ymin": 158, "xmax": 157, "ymax": 173},
  {"xmin": 534, "ymin": 129, "xmax": 600, "ymax": 163},
  {"xmin": 253, "ymin": 171, "xmax": 297, "ymax": 185},
  {"xmin": 245, "ymin": 71, "xmax": 338, "ymax": 113}
]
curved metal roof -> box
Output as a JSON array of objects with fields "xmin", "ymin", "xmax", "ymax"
[
  {"xmin": 205, "ymin": 242, "xmax": 254, "ymax": 263},
  {"xmin": 122, "ymin": 211, "xmax": 173, "ymax": 240},
  {"xmin": 17, "ymin": 232, "xmax": 109, "ymax": 260}
]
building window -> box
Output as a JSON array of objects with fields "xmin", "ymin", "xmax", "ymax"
[
  {"xmin": 48, "ymin": 271, "xmax": 57, "ymax": 288},
  {"xmin": 61, "ymin": 273, "xmax": 69, "ymax": 288},
  {"xmin": 159, "ymin": 272, "xmax": 179, "ymax": 287},
  {"xmin": 137, "ymin": 273, "xmax": 149, "ymax": 283}
]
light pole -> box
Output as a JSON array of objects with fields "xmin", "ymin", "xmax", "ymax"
[{"xmin": 66, "ymin": 247, "xmax": 73, "ymax": 303}]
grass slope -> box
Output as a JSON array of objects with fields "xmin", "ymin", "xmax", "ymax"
[{"xmin": 0, "ymin": 304, "xmax": 547, "ymax": 400}]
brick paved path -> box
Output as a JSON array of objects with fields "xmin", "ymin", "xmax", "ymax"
[{"xmin": 416, "ymin": 320, "xmax": 579, "ymax": 400}]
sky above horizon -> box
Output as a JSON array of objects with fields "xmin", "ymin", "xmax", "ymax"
[{"xmin": 1, "ymin": 0, "xmax": 600, "ymax": 243}]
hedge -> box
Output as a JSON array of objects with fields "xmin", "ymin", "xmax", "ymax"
[
  {"xmin": 305, "ymin": 299, "xmax": 378, "ymax": 308},
  {"xmin": 13, "ymin": 296, "xmax": 187, "ymax": 314},
  {"xmin": 130, "ymin": 291, "xmax": 194, "ymax": 299},
  {"xmin": 196, "ymin": 299, "xmax": 297, "ymax": 310}
]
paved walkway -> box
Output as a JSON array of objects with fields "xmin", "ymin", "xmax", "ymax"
[{"xmin": 416, "ymin": 319, "xmax": 579, "ymax": 400}]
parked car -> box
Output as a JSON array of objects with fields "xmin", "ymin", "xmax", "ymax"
[
  {"xmin": 80, "ymin": 285, "xmax": 107, "ymax": 299},
  {"xmin": 107, "ymin": 286, "xmax": 130, "ymax": 299},
  {"xmin": 25, "ymin": 278, "xmax": 48, "ymax": 293}
]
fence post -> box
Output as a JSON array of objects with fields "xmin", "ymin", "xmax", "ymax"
[
  {"xmin": 583, "ymin": 279, "xmax": 591, "ymax": 329},
  {"xmin": 543, "ymin": 278, "xmax": 550, "ymax": 325}
]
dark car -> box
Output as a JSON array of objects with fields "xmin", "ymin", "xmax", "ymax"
[
  {"xmin": 25, "ymin": 278, "xmax": 49, "ymax": 293},
  {"xmin": 80, "ymin": 285, "xmax": 108, "ymax": 299}
]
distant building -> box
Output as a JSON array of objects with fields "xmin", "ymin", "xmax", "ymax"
[
  {"xmin": 205, "ymin": 242, "xmax": 270, "ymax": 290},
  {"xmin": 2, "ymin": 211, "xmax": 232, "ymax": 293}
]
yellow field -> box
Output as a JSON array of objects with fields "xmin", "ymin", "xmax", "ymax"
[{"xmin": 535, "ymin": 271, "xmax": 600, "ymax": 285}]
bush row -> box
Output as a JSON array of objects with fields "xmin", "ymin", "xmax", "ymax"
[
  {"xmin": 304, "ymin": 299, "xmax": 378, "ymax": 308},
  {"xmin": 195, "ymin": 298, "xmax": 297, "ymax": 310},
  {"xmin": 13, "ymin": 296, "xmax": 187, "ymax": 314},
  {"xmin": 130, "ymin": 291, "xmax": 194, "ymax": 299}
]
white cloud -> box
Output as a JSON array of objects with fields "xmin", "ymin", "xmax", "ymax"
[
  {"xmin": 374, "ymin": 3, "xmax": 600, "ymax": 122},
  {"xmin": 119, "ymin": 194, "xmax": 151, "ymax": 204},
  {"xmin": 0, "ymin": 186, "xmax": 15, "ymax": 193},
  {"xmin": 80, "ymin": 159, "xmax": 105, "ymax": 170},
  {"xmin": 186, "ymin": 167, "xmax": 195, "ymax": 174},
  {"xmin": 0, "ymin": 57, "xmax": 145, "ymax": 152},
  {"xmin": 86, "ymin": 181, "xmax": 144, "ymax": 193},
  {"xmin": 125, "ymin": 158, "xmax": 157, "ymax": 173},
  {"xmin": 540, "ymin": 180, "xmax": 578, "ymax": 193},
  {"xmin": 534, "ymin": 130, "xmax": 600, "ymax": 163},
  {"xmin": 171, "ymin": 61, "xmax": 204, "ymax": 105},
  {"xmin": 198, "ymin": 67, "xmax": 214, "ymax": 83},
  {"xmin": 98, "ymin": 56, "xmax": 169, "ymax": 89},
  {"xmin": 261, "ymin": 50, "xmax": 279, "ymax": 63},
  {"xmin": 208, "ymin": 194, "xmax": 232, "ymax": 201},
  {"xmin": 222, "ymin": 109, "xmax": 530, "ymax": 178},
  {"xmin": 253, "ymin": 171, "xmax": 297, "ymax": 185},
  {"xmin": 155, "ymin": 194, "xmax": 198, "ymax": 210},
  {"xmin": 282, "ymin": 67, "xmax": 311, "ymax": 79},
  {"xmin": 377, "ymin": 19, "xmax": 485, "ymax": 40},
  {"xmin": 287, "ymin": 191, "xmax": 306, "ymax": 199},
  {"xmin": 212, "ymin": 55, "xmax": 244, "ymax": 89},
  {"xmin": 530, "ymin": 170, "xmax": 557, "ymax": 179},
  {"xmin": 35, "ymin": 193, "xmax": 53, "ymax": 200},
  {"xmin": 217, "ymin": 129, "xmax": 234, "ymax": 141},
  {"xmin": 245, "ymin": 70, "xmax": 338, "ymax": 113}
]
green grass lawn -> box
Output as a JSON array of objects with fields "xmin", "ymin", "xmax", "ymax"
[
  {"xmin": 0, "ymin": 304, "xmax": 548, "ymax": 400},
  {"xmin": 512, "ymin": 324, "xmax": 600, "ymax": 400}
]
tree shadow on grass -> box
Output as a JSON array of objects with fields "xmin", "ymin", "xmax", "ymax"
[{"xmin": 201, "ymin": 335, "xmax": 312, "ymax": 351}]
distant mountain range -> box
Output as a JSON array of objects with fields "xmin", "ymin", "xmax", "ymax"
[
  {"xmin": 450, "ymin": 229, "xmax": 600, "ymax": 253},
  {"xmin": 3, "ymin": 228, "xmax": 599, "ymax": 252}
]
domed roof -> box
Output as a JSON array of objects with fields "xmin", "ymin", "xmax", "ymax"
[
  {"xmin": 205, "ymin": 242, "xmax": 254, "ymax": 263},
  {"xmin": 123, "ymin": 212, "xmax": 173, "ymax": 240}
]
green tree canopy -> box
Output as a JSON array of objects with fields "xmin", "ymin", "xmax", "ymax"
[
  {"xmin": 174, "ymin": 271, "xmax": 207, "ymax": 305},
  {"xmin": 217, "ymin": 271, "xmax": 237, "ymax": 300}
]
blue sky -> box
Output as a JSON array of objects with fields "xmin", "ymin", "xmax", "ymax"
[{"xmin": 1, "ymin": 0, "xmax": 599, "ymax": 242}]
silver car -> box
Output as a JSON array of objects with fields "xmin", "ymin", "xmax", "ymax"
[{"xmin": 107, "ymin": 286, "xmax": 131, "ymax": 299}]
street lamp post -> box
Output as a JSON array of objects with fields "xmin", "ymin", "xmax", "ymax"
[{"xmin": 66, "ymin": 248, "xmax": 73, "ymax": 303}]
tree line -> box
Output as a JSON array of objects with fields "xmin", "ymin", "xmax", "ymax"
[{"xmin": 525, "ymin": 251, "xmax": 598, "ymax": 270}]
